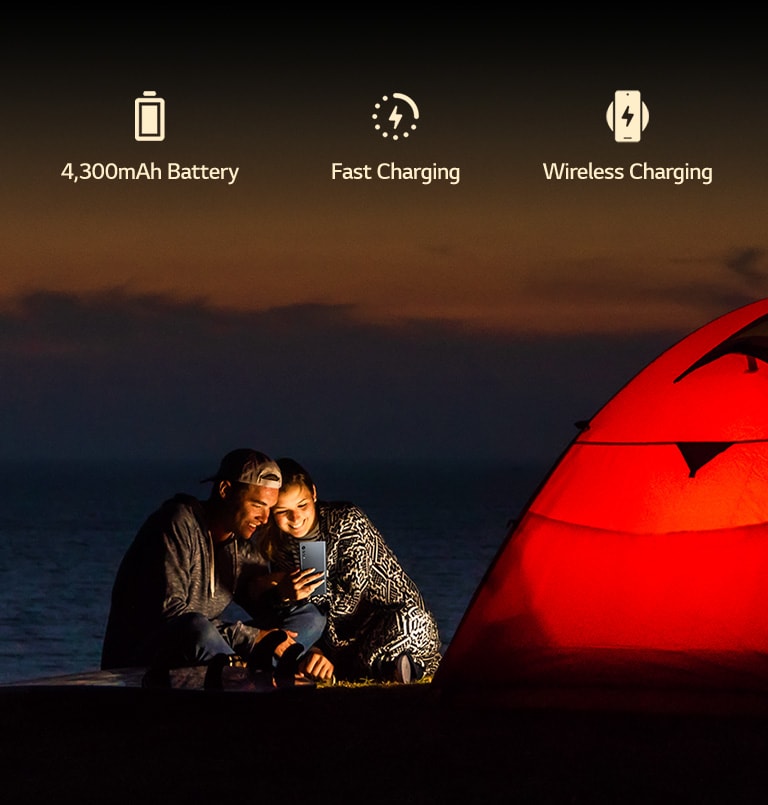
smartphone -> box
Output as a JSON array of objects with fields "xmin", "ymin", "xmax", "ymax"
[{"xmin": 299, "ymin": 541, "xmax": 327, "ymax": 597}]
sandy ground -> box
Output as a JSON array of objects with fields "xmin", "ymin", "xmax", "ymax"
[{"xmin": 4, "ymin": 678, "xmax": 768, "ymax": 803}]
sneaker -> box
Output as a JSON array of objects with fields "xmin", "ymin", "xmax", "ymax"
[
  {"xmin": 204, "ymin": 653, "xmax": 238, "ymax": 690},
  {"xmin": 393, "ymin": 652, "xmax": 414, "ymax": 684},
  {"xmin": 274, "ymin": 642, "xmax": 305, "ymax": 687},
  {"xmin": 249, "ymin": 629, "xmax": 289, "ymax": 673}
]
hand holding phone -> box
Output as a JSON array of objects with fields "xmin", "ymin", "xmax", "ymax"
[{"xmin": 299, "ymin": 541, "xmax": 327, "ymax": 597}]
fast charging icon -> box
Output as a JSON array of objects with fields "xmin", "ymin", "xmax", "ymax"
[
  {"xmin": 135, "ymin": 91, "xmax": 165, "ymax": 141},
  {"xmin": 372, "ymin": 93, "xmax": 419, "ymax": 140},
  {"xmin": 606, "ymin": 90, "xmax": 649, "ymax": 142}
]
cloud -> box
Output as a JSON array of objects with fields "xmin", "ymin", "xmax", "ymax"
[
  {"xmin": 723, "ymin": 247, "xmax": 768, "ymax": 285},
  {"xmin": 0, "ymin": 288, "xmax": 683, "ymax": 464},
  {"xmin": 515, "ymin": 248, "xmax": 768, "ymax": 331}
]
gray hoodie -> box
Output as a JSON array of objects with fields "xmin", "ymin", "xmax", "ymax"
[{"xmin": 101, "ymin": 494, "xmax": 267, "ymax": 669}]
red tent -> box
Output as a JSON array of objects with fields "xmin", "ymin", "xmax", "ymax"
[{"xmin": 436, "ymin": 298, "xmax": 768, "ymax": 708}]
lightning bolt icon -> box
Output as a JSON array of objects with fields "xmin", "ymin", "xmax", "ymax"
[
  {"xmin": 621, "ymin": 105, "xmax": 634, "ymax": 127},
  {"xmin": 389, "ymin": 104, "xmax": 402, "ymax": 129}
]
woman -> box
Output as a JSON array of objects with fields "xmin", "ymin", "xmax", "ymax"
[{"xmin": 257, "ymin": 458, "xmax": 442, "ymax": 683}]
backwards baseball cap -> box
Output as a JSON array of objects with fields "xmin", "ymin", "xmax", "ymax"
[{"xmin": 201, "ymin": 448, "xmax": 283, "ymax": 489}]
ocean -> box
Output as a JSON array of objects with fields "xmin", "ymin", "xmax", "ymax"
[{"xmin": 0, "ymin": 458, "xmax": 547, "ymax": 683}]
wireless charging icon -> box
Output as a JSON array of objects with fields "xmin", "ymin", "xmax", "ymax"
[
  {"xmin": 372, "ymin": 93, "xmax": 419, "ymax": 140},
  {"xmin": 606, "ymin": 90, "xmax": 649, "ymax": 143}
]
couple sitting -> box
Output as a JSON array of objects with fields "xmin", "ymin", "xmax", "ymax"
[{"xmin": 101, "ymin": 448, "xmax": 442, "ymax": 684}]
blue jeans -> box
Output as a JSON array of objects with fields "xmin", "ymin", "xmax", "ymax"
[
  {"xmin": 278, "ymin": 602, "xmax": 326, "ymax": 654},
  {"xmin": 147, "ymin": 612, "xmax": 235, "ymax": 667},
  {"xmin": 147, "ymin": 605, "xmax": 326, "ymax": 668}
]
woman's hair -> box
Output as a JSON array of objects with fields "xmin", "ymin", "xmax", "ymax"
[
  {"xmin": 257, "ymin": 457, "xmax": 316, "ymax": 561},
  {"xmin": 276, "ymin": 457, "xmax": 316, "ymax": 494}
]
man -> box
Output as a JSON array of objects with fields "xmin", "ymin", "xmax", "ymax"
[{"xmin": 101, "ymin": 449, "xmax": 325, "ymax": 672}]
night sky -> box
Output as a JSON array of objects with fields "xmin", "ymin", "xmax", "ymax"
[{"xmin": 2, "ymin": 16, "xmax": 766, "ymax": 465}]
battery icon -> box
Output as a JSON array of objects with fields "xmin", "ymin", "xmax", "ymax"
[{"xmin": 135, "ymin": 91, "xmax": 165, "ymax": 141}]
